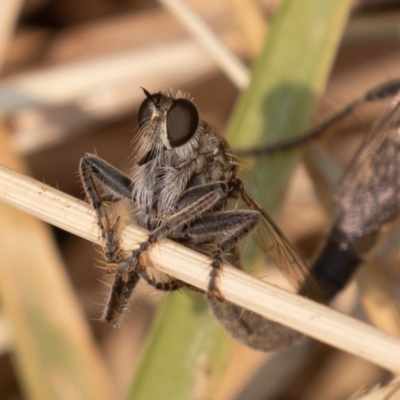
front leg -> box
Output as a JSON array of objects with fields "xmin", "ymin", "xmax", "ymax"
[
  {"xmin": 80, "ymin": 154, "xmax": 140, "ymax": 325},
  {"xmin": 80, "ymin": 153, "xmax": 134, "ymax": 267}
]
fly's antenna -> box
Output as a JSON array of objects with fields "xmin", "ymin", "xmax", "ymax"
[{"xmin": 141, "ymin": 87, "xmax": 162, "ymax": 107}]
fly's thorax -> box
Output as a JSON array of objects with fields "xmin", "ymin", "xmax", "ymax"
[
  {"xmin": 130, "ymin": 136, "xmax": 205, "ymax": 229},
  {"xmin": 198, "ymin": 122, "xmax": 236, "ymax": 184}
]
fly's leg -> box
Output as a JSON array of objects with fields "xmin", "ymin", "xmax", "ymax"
[
  {"xmin": 80, "ymin": 153, "xmax": 133, "ymax": 206},
  {"xmin": 139, "ymin": 271, "xmax": 204, "ymax": 293},
  {"xmin": 138, "ymin": 274, "xmax": 185, "ymax": 291},
  {"xmin": 80, "ymin": 153, "xmax": 140, "ymax": 325},
  {"xmin": 80, "ymin": 153, "xmax": 134, "ymax": 266},
  {"xmin": 209, "ymin": 212, "xmax": 261, "ymax": 300},
  {"xmin": 80, "ymin": 153, "xmax": 133, "ymax": 267},
  {"xmin": 180, "ymin": 210, "xmax": 261, "ymax": 300},
  {"xmin": 104, "ymin": 269, "xmax": 140, "ymax": 325}
]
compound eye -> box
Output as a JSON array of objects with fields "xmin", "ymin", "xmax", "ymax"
[{"xmin": 167, "ymin": 99, "xmax": 199, "ymax": 147}]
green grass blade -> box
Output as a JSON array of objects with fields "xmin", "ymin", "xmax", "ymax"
[
  {"xmin": 126, "ymin": 294, "xmax": 233, "ymax": 400},
  {"xmin": 228, "ymin": 0, "xmax": 352, "ymax": 215}
]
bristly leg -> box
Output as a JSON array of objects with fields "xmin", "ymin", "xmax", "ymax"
[
  {"xmin": 139, "ymin": 269, "xmax": 204, "ymax": 294},
  {"xmin": 182, "ymin": 210, "xmax": 261, "ymax": 300},
  {"xmin": 100, "ymin": 216, "xmax": 124, "ymax": 273},
  {"xmin": 80, "ymin": 154, "xmax": 133, "ymax": 261},
  {"xmin": 103, "ymin": 269, "xmax": 140, "ymax": 325},
  {"xmin": 80, "ymin": 154, "xmax": 142, "ymax": 324}
]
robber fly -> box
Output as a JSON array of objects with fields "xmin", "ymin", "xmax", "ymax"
[{"xmin": 80, "ymin": 88, "xmax": 323, "ymax": 352}]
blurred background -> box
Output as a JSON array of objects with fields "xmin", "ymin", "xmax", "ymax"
[{"xmin": 0, "ymin": 0, "xmax": 400, "ymax": 399}]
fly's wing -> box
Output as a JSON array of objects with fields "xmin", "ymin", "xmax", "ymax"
[
  {"xmin": 260, "ymin": 209, "xmax": 325, "ymax": 302},
  {"xmin": 240, "ymin": 188, "xmax": 325, "ymax": 303},
  {"xmin": 336, "ymin": 93, "xmax": 400, "ymax": 243}
]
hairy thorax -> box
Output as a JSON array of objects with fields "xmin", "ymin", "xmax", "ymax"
[{"xmin": 130, "ymin": 121, "xmax": 234, "ymax": 230}]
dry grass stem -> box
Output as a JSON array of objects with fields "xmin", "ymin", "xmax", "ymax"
[{"xmin": 0, "ymin": 163, "xmax": 400, "ymax": 373}]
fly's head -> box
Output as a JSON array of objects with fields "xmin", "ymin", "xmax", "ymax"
[{"xmin": 133, "ymin": 88, "xmax": 200, "ymax": 166}]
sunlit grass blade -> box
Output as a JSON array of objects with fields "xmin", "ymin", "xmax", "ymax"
[{"xmin": 228, "ymin": 0, "xmax": 352, "ymax": 215}]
